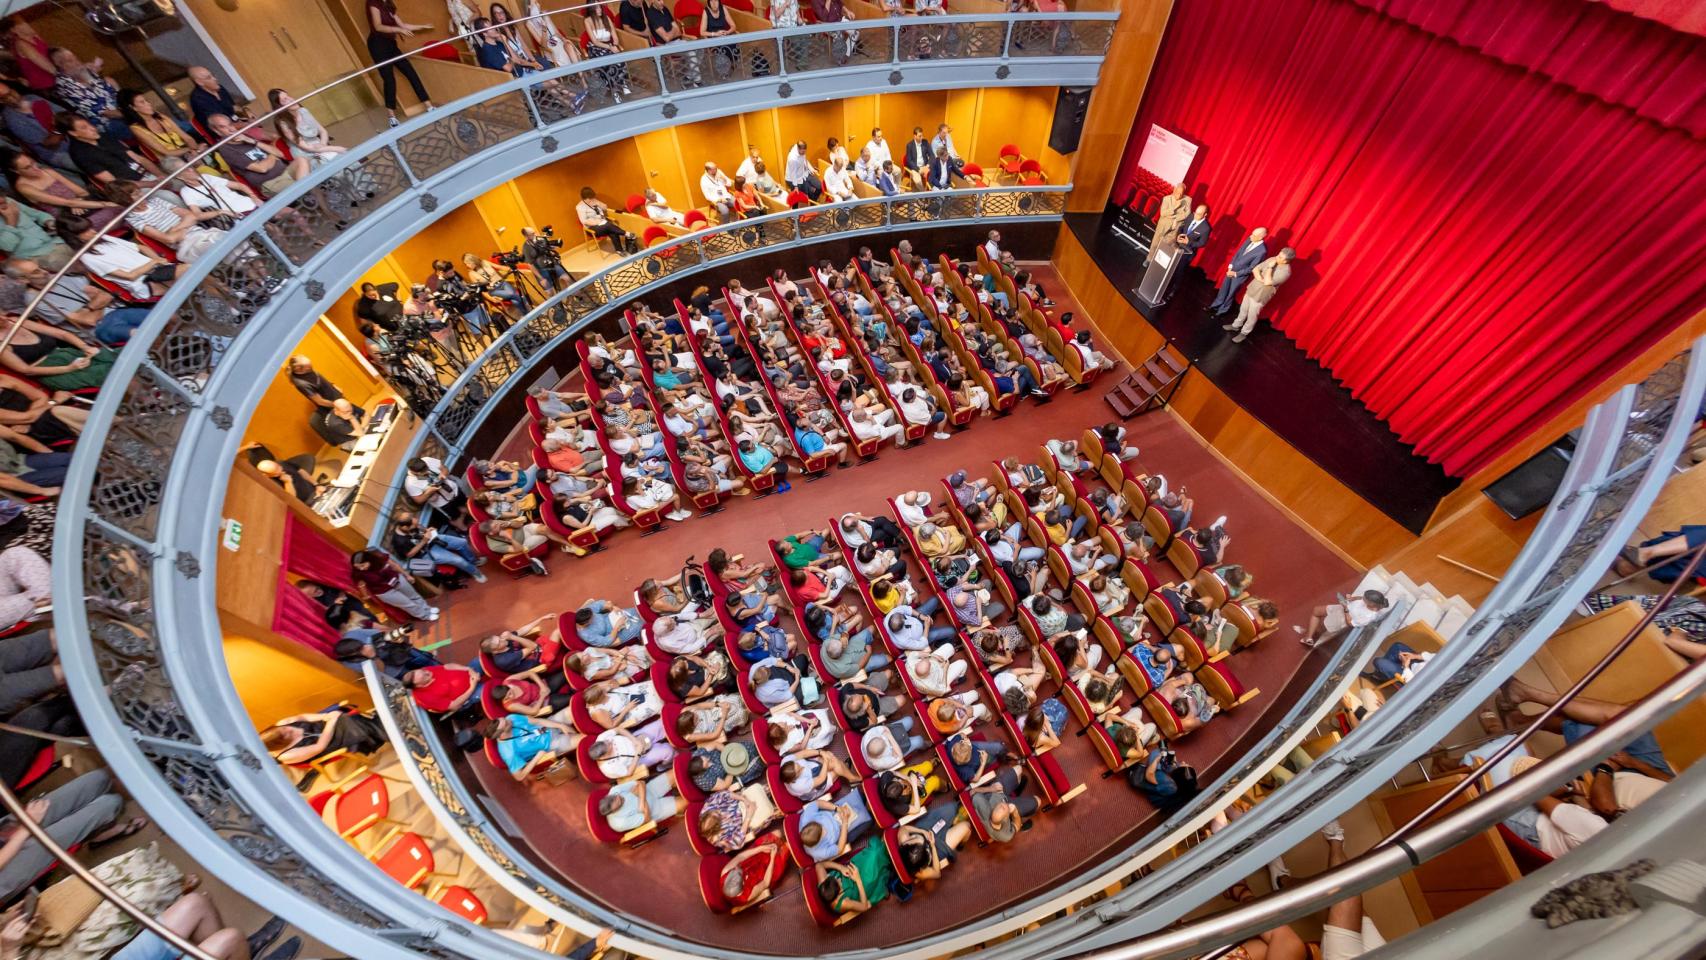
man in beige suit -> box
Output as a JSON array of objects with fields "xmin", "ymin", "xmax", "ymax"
[
  {"xmin": 1147, "ymin": 183, "xmax": 1191, "ymax": 264},
  {"xmin": 1230, "ymin": 247, "xmax": 1294, "ymax": 343}
]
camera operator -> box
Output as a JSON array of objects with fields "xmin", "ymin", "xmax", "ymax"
[
  {"xmin": 428, "ymin": 258, "xmax": 495, "ymax": 345},
  {"xmin": 403, "ymin": 282, "xmax": 466, "ymax": 371},
  {"xmin": 575, "ymin": 186, "xmax": 640, "ymax": 256},
  {"xmin": 355, "ymin": 281, "xmax": 404, "ymax": 333},
  {"xmin": 520, "ymin": 225, "xmax": 570, "ymax": 291},
  {"xmin": 461, "ymin": 252, "xmax": 528, "ymax": 317},
  {"xmin": 358, "ymin": 318, "xmax": 444, "ymax": 413}
]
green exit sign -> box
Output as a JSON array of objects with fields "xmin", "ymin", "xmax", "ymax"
[{"xmin": 221, "ymin": 519, "xmax": 243, "ymax": 552}]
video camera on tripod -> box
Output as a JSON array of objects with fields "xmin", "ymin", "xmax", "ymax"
[{"xmin": 521, "ymin": 225, "xmax": 566, "ymax": 270}]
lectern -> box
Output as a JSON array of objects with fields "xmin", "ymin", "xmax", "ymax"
[{"xmin": 1136, "ymin": 236, "xmax": 1183, "ymax": 306}]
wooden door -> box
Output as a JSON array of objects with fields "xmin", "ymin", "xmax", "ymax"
[{"xmin": 180, "ymin": 0, "xmax": 374, "ymax": 124}]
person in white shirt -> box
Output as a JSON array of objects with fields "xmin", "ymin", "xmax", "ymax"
[
  {"xmin": 983, "ymin": 230, "xmax": 1002, "ymax": 263},
  {"xmin": 700, "ymin": 162, "xmax": 735, "ymax": 222},
  {"xmin": 643, "ymin": 188, "xmax": 685, "ymax": 226},
  {"xmin": 848, "ymin": 405, "xmax": 903, "ymax": 447},
  {"xmin": 863, "ymin": 128, "xmax": 891, "ymax": 168},
  {"xmin": 1296, "ymin": 589, "xmax": 1390, "ymax": 646},
  {"xmin": 735, "ymin": 143, "xmax": 764, "ymax": 183},
  {"xmin": 1507, "ymin": 756, "xmax": 1608, "ymax": 857},
  {"xmin": 853, "ymin": 147, "xmax": 877, "ymax": 185},
  {"xmin": 576, "ymin": 186, "xmax": 638, "ymax": 254},
  {"xmin": 895, "ymin": 387, "xmax": 949, "ymax": 440},
  {"xmin": 784, "ymin": 140, "xmax": 813, "ymax": 191},
  {"xmin": 159, "ymin": 156, "xmax": 260, "ymax": 215},
  {"xmin": 930, "ymin": 123, "xmax": 958, "ymax": 161},
  {"xmin": 894, "ymin": 490, "xmax": 936, "ymax": 527},
  {"xmin": 67, "ymin": 225, "xmax": 180, "ymax": 298},
  {"xmin": 823, "ymin": 158, "xmax": 856, "ymax": 201}
]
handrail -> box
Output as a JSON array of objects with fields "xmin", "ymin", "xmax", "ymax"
[
  {"xmin": 1069, "ymin": 644, "xmax": 1706, "ymax": 960},
  {"xmin": 963, "ymin": 340, "xmax": 1706, "ymax": 960},
  {"xmin": 0, "ymin": 777, "xmax": 221, "ymax": 960},
  {"xmin": 1383, "ymin": 539, "xmax": 1706, "ymax": 844},
  {"xmin": 363, "ymin": 184, "xmax": 1072, "ymax": 548},
  {"xmin": 3, "ymin": 3, "xmax": 1113, "ymax": 344}
]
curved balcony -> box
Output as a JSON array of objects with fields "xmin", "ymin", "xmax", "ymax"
[
  {"xmin": 44, "ymin": 13, "xmax": 1115, "ymax": 958},
  {"xmin": 41, "ymin": 7, "xmax": 1706, "ymax": 959}
]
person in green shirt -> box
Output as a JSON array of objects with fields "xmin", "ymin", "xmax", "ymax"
[
  {"xmin": 815, "ymin": 842, "xmax": 896, "ymax": 918},
  {"xmin": 0, "ymin": 194, "xmax": 70, "ymax": 269},
  {"xmin": 778, "ymin": 529, "xmax": 830, "ymax": 569}
]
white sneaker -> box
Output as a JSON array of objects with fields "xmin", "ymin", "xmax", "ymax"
[
  {"xmin": 424, "ymin": 607, "xmax": 440, "ymax": 621},
  {"xmin": 1266, "ymin": 857, "xmax": 1291, "ymax": 889},
  {"xmin": 471, "ymin": 571, "xmax": 488, "ymax": 583},
  {"xmin": 1320, "ymin": 819, "xmax": 1345, "ymax": 842},
  {"xmin": 666, "ymin": 509, "xmax": 693, "ymax": 521},
  {"xmin": 932, "ymin": 431, "xmax": 953, "ymax": 440}
]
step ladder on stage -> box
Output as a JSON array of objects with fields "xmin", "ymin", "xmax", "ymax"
[{"xmin": 1105, "ymin": 344, "xmax": 1190, "ymax": 419}]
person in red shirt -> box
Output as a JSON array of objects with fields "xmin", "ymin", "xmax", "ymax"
[
  {"xmin": 403, "ymin": 663, "xmax": 480, "ymax": 715},
  {"xmin": 716, "ymin": 830, "xmax": 789, "ymax": 909},
  {"xmin": 540, "ymin": 437, "xmax": 585, "ymax": 473}
]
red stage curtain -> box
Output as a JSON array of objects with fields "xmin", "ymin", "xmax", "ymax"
[
  {"xmin": 270, "ymin": 513, "xmax": 354, "ymax": 655},
  {"xmin": 1113, "ymin": 0, "xmax": 1706, "ymax": 476}
]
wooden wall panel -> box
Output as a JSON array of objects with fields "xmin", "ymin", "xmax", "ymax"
[
  {"xmin": 943, "ymin": 89, "xmax": 980, "ymax": 160},
  {"xmin": 875, "ymin": 90, "xmax": 951, "ymax": 144},
  {"xmin": 672, "ymin": 114, "xmax": 747, "ymax": 204},
  {"xmin": 390, "ymin": 201, "xmax": 498, "ymax": 276},
  {"xmin": 511, "ymin": 140, "xmax": 641, "ymax": 233},
  {"xmin": 775, "ymin": 101, "xmax": 848, "ymax": 165},
  {"xmin": 224, "ymin": 634, "xmax": 370, "ymax": 727},
  {"xmin": 632, "ymin": 128, "xmax": 692, "ymax": 211},
  {"xmin": 470, "ymin": 183, "xmax": 538, "ymax": 257},
  {"xmin": 1053, "ymin": 223, "xmax": 1413, "ymax": 565},
  {"xmin": 1066, "ymin": 0, "xmax": 1175, "ymax": 211},
  {"xmin": 842, "ymin": 96, "xmax": 880, "ymax": 156},
  {"xmin": 737, "ymin": 108, "xmax": 786, "ymax": 174}
]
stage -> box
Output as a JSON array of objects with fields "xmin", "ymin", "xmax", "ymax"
[{"xmin": 1063, "ymin": 209, "xmax": 1458, "ymax": 535}]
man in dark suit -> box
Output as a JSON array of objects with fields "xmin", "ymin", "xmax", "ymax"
[
  {"xmin": 1208, "ymin": 227, "xmax": 1269, "ymax": 317},
  {"xmin": 927, "ymin": 147, "xmax": 961, "ymax": 190},
  {"xmin": 903, "ymin": 126, "xmax": 933, "ymax": 177},
  {"xmin": 1163, "ymin": 204, "xmax": 1211, "ymax": 303}
]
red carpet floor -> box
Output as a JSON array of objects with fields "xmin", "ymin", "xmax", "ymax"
[{"xmin": 438, "ymin": 266, "xmax": 1359, "ymax": 953}]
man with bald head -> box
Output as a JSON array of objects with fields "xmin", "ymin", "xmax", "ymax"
[
  {"xmin": 186, "ymin": 65, "xmax": 249, "ymax": 131},
  {"xmin": 287, "ymin": 356, "xmax": 343, "ymax": 410},
  {"xmin": 1209, "ymin": 226, "xmax": 1269, "ymax": 318},
  {"xmin": 255, "ymin": 457, "xmax": 319, "ymax": 503}
]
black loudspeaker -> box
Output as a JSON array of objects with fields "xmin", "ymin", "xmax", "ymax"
[
  {"xmin": 1048, "ymin": 87, "xmax": 1093, "ymax": 154},
  {"xmin": 1482, "ymin": 430, "xmax": 1579, "ymax": 520}
]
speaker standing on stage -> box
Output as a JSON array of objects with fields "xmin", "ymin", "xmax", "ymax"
[
  {"xmin": 1161, "ymin": 204, "xmax": 1210, "ymax": 302},
  {"xmin": 1209, "ymin": 227, "xmax": 1269, "ymax": 317},
  {"xmin": 1229, "ymin": 247, "xmax": 1293, "ymax": 343},
  {"xmin": 1147, "ymin": 183, "xmax": 1191, "ymax": 265}
]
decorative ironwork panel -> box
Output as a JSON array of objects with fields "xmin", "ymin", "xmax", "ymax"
[
  {"xmin": 603, "ymin": 244, "xmax": 706, "ymax": 300},
  {"xmin": 660, "ymin": 37, "xmax": 782, "ymax": 92},
  {"xmin": 798, "ymin": 199, "xmax": 887, "ymax": 238},
  {"xmin": 551, "ymin": 55, "xmax": 664, "ymax": 121},
  {"xmin": 1008, "ymin": 17, "xmax": 1114, "ymax": 57},
  {"xmin": 783, "ymin": 24, "xmax": 892, "ymax": 73},
  {"xmin": 900, "ymin": 21, "xmax": 1003, "ymax": 61},
  {"xmin": 85, "ymin": 366, "xmax": 191, "ymax": 538},
  {"xmin": 982, "ymin": 188, "xmax": 1058, "ymax": 218},
  {"xmin": 267, "ymin": 154, "xmax": 412, "ymax": 265},
  {"xmin": 397, "ymin": 91, "xmax": 536, "ymax": 181},
  {"xmin": 891, "ymin": 193, "xmax": 952, "ymax": 223},
  {"xmin": 148, "ymin": 240, "xmax": 290, "ymax": 394}
]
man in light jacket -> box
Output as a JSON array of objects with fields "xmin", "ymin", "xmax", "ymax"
[{"xmin": 1230, "ymin": 247, "xmax": 1294, "ymax": 343}]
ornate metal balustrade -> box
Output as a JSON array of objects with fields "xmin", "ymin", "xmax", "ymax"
[{"xmin": 46, "ymin": 12, "xmax": 1114, "ymax": 959}]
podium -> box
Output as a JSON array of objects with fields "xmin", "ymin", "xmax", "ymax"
[{"xmin": 1136, "ymin": 237, "xmax": 1183, "ymax": 306}]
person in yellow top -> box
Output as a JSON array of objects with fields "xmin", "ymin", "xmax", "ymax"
[{"xmin": 120, "ymin": 89, "xmax": 226, "ymax": 176}]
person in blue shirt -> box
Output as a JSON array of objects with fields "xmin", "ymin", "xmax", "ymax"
[
  {"xmin": 944, "ymin": 734, "xmax": 1006, "ymax": 785},
  {"xmin": 737, "ymin": 437, "xmax": 791, "ymax": 492},
  {"xmin": 574, "ymin": 599, "xmax": 644, "ymax": 647},
  {"xmin": 798, "ymin": 791, "xmax": 874, "ymax": 862},
  {"xmin": 487, "ymin": 713, "xmax": 580, "ymax": 780},
  {"xmin": 792, "ymin": 425, "xmax": 853, "ymax": 469}
]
